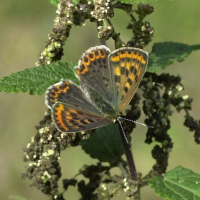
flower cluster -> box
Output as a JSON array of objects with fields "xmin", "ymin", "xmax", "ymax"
[
  {"xmin": 22, "ymin": 110, "xmax": 78, "ymax": 198},
  {"xmin": 91, "ymin": 0, "xmax": 114, "ymax": 21}
]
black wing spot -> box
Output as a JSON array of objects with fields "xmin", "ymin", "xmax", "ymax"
[
  {"xmin": 115, "ymin": 75, "xmax": 120, "ymax": 83},
  {"xmin": 134, "ymin": 67, "xmax": 138, "ymax": 75},
  {"xmin": 121, "ymin": 67, "xmax": 125, "ymax": 75},
  {"xmin": 95, "ymin": 50, "xmax": 99, "ymax": 56},
  {"xmin": 88, "ymin": 119, "xmax": 95, "ymax": 123},
  {"xmin": 100, "ymin": 49, "xmax": 105, "ymax": 56},
  {"xmin": 79, "ymin": 64, "xmax": 86, "ymax": 73},
  {"xmin": 84, "ymin": 57, "xmax": 89, "ymax": 63},
  {"xmin": 69, "ymin": 120, "xmax": 79, "ymax": 126},
  {"xmin": 80, "ymin": 120, "xmax": 88, "ymax": 125},
  {"xmin": 130, "ymin": 65, "xmax": 135, "ymax": 73},
  {"xmin": 89, "ymin": 53, "xmax": 94, "ymax": 59},
  {"xmin": 125, "ymin": 68, "xmax": 129, "ymax": 77},
  {"xmin": 127, "ymin": 78, "xmax": 133, "ymax": 85},
  {"xmin": 124, "ymin": 86, "xmax": 129, "ymax": 93}
]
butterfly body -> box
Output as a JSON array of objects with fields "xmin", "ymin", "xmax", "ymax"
[{"xmin": 45, "ymin": 45, "xmax": 148, "ymax": 132}]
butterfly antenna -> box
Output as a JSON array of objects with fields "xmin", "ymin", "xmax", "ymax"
[
  {"xmin": 117, "ymin": 118, "xmax": 131, "ymax": 149},
  {"xmin": 119, "ymin": 117, "xmax": 153, "ymax": 128}
]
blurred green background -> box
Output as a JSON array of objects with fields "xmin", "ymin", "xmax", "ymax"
[{"xmin": 0, "ymin": 0, "xmax": 200, "ymax": 199}]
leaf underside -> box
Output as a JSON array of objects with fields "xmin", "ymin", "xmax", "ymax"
[{"xmin": 80, "ymin": 122, "xmax": 131, "ymax": 163}]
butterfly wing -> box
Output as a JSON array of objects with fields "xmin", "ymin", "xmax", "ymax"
[
  {"xmin": 45, "ymin": 80, "xmax": 97, "ymax": 112},
  {"xmin": 108, "ymin": 47, "xmax": 148, "ymax": 111},
  {"xmin": 52, "ymin": 102, "xmax": 111, "ymax": 132},
  {"xmin": 76, "ymin": 45, "xmax": 114, "ymax": 104},
  {"xmin": 45, "ymin": 80, "xmax": 111, "ymax": 132}
]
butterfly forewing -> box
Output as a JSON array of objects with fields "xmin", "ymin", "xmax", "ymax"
[
  {"xmin": 108, "ymin": 47, "xmax": 148, "ymax": 111},
  {"xmin": 76, "ymin": 46, "xmax": 114, "ymax": 104}
]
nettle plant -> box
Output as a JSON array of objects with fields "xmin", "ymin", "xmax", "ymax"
[{"xmin": 1, "ymin": 0, "xmax": 200, "ymax": 200}]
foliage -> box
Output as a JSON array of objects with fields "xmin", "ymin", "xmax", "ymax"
[
  {"xmin": 148, "ymin": 42, "xmax": 200, "ymax": 73},
  {"xmin": 0, "ymin": 62, "xmax": 78, "ymax": 95},
  {"xmin": 150, "ymin": 166, "xmax": 200, "ymax": 200}
]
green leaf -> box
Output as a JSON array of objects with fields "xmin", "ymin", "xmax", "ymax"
[
  {"xmin": 80, "ymin": 123, "xmax": 131, "ymax": 163},
  {"xmin": 149, "ymin": 166, "xmax": 200, "ymax": 200},
  {"xmin": 119, "ymin": 0, "xmax": 156, "ymax": 4},
  {"xmin": 0, "ymin": 62, "xmax": 79, "ymax": 95},
  {"xmin": 147, "ymin": 42, "xmax": 200, "ymax": 73}
]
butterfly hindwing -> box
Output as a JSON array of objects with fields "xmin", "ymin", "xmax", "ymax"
[
  {"xmin": 108, "ymin": 47, "xmax": 148, "ymax": 111},
  {"xmin": 52, "ymin": 102, "xmax": 111, "ymax": 132},
  {"xmin": 45, "ymin": 80, "xmax": 111, "ymax": 132}
]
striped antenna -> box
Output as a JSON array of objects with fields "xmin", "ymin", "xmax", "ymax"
[
  {"xmin": 117, "ymin": 118, "xmax": 131, "ymax": 149},
  {"xmin": 118, "ymin": 116, "xmax": 153, "ymax": 128}
]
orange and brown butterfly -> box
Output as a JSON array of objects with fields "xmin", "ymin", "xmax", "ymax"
[{"xmin": 45, "ymin": 45, "xmax": 148, "ymax": 132}]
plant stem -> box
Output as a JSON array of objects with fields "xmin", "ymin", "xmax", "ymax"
[{"xmin": 117, "ymin": 122, "xmax": 137, "ymax": 181}]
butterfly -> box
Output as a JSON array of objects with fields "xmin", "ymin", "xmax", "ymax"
[{"xmin": 45, "ymin": 45, "xmax": 148, "ymax": 132}]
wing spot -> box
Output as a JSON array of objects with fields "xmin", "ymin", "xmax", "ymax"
[
  {"xmin": 125, "ymin": 68, "xmax": 129, "ymax": 77},
  {"xmin": 69, "ymin": 120, "xmax": 79, "ymax": 126},
  {"xmin": 100, "ymin": 49, "xmax": 105, "ymax": 57},
  {"xmin": 95, "ymin": 50, "xmax": 99, "ymax": 56},
  {"xmin": 124, "ymin": 86, "xmax": 129, "ymax": 93},
  {"xmin": 50, "ymin": 91, "xmax": 56, "ymax": 96},
  {"xmin": 80, "ymin": 120, "xmax": 88, "ymax": 124},
  {"xmin": 120, "ymin": 67, "xmax": 125, "ymax": 75},
  {"xmin": 84, "ymin": 56, "xmax": 89, "ymax": 63},
  {"xmin": 127, "ymin": 50, "xmax": 132, "ymax": 54},
  {"xmin": 134, "ymin": 67, "xmax": 138, "ymax": 75},
  {"xmin": 115, "ymin": 75, "xmax": 120, "ymax": 83},
  {"xmin": 127, "ymin": 78, "xmax": 133, "ymax": 85},
  {"xmin": 89, "ymin": 53, "xmax": 94, "ymax": 59},
  {"xmin": 70, "ymin": 112, "xmax": 78, "ymax": 117},
  {"xmin": 88, "ymin": 119, "xmax": 95, "ymax": 123},
  {"xmin": 130, "ymin": 65, "xmax": 135, "ymax": 72}
]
